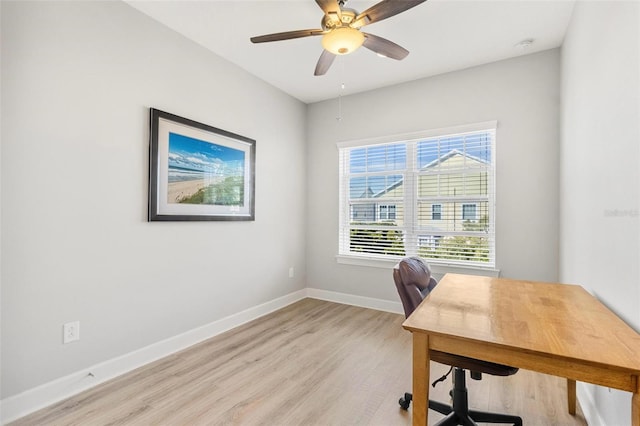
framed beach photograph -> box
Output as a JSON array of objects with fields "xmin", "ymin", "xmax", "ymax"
[{"xmin": 148, "ymin": 108, "xmax": 255, "ymax": 221}]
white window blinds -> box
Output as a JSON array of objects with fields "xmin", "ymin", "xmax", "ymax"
[{"xmin": 338, "ymin": 123, "xmax": 496, "ymax": 267}]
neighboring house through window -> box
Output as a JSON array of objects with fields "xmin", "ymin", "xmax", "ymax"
[{"xmin": 338, "ymin": 122, "xmax": 496, "ymax": 267}]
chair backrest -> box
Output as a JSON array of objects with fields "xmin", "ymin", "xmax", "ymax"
[
  {"xmin": 394, "ymin": 257, "xmax": 519, "ymax": 379},
  {"xmin": 393, "ymin": 257, "xmax": 437, "ymax": 319}
]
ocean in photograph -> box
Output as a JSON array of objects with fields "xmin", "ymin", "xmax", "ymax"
[{"xmin": 168, "ymin": 165, "xmax": 205, "ymax": 183}]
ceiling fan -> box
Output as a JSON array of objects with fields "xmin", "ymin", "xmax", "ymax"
[{"xmin": 250, "ymin": 0, "xmax": 427, "ymax": 76}]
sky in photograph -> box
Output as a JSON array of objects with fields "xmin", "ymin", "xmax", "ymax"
[{"xmin": 168, "ymin": 132, "xmax": 245, "ymax": 178}]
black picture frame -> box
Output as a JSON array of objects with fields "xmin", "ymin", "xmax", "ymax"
[{"xmin": 148, "ymin": 108, "xmax": 255, "ymax": 221}]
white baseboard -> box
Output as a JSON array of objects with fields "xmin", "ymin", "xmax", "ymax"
[
  {"xmin": 306, "ymin": 288, "xmax": 404, "ymax": 314},
  {"xmin": 1, "ymin": 289, "xmax": 307, "ymax": 424}
]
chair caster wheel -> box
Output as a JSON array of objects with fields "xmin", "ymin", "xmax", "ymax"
[
  {"xmin": 399, "ymin": 392, "xmax": 412, "ymax": 410},
  {"xmin": 398, "ymin": 398, "xmax": 410, "ymax": 410}
]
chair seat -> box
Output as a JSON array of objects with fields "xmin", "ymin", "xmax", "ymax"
[{"xmin": 431, "ymin": 350, "xmax": 518, "ymax": 376}]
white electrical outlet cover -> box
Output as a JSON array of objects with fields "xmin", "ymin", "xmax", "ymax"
[{"xmin": 63, "ymin": 321, "xmax": 80, "ymax": 344}]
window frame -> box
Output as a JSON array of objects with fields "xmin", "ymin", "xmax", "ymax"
[{"xmin": 337, "ymin": 121, "xmax": 497, "ymax": 270}]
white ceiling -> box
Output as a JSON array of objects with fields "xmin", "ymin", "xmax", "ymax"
[{"xmin": 126, "ymin": 0, "xmax": 576, "ymax": 104}]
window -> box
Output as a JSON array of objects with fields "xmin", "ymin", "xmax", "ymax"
[
  {"xmin": 432, "ymin": 204, "xmax": 442, "ymax": 220},
  {"xmin": 419, "ymin": 235, "xmax": 442, "ymax": 250},
  {"xmin": 338, "ymin": 122, "xmax": 496, "ymax": 267},
  {"xmin": 379, "ymin": 204, "xmax": 396, "ymax": 221},
  {"xmin": 462, "ymin": 203, "xmax": 477, "ymax": 221}
]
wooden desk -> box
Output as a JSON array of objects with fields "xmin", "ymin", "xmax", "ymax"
[{"xmin": 402, "ymin": 273, "xmax": 640, "ymax": 426}]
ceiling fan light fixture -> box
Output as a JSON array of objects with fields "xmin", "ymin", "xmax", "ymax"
[{"xmin": 321, "ymin": 27, "xmax": 365, "ymax": 55}]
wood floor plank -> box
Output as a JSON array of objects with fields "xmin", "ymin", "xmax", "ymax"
[{"xmin": 10, "ymin": 299, "xmax": 588, "ymax": 426}]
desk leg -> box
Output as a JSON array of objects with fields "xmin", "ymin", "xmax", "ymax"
[
  {"xmin": 632, "ymin": 381, "xmax": 639, "ymax": 426},
  {"xmin": 412, "ymin": 333, "xmax": 430, "ymax": 426},
  {"xmin": 567, "ymin": 379, "xmax": 576, "ymax": 415}
]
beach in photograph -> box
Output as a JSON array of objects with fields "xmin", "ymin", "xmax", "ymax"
[{"xmin": 168, "ymin": 179, "xmax": 206, "ymax": 203}]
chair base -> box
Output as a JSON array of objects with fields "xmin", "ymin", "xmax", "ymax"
[{"xmin": 398, "ymin": 368, "xmax": 522, "ymax": 426}]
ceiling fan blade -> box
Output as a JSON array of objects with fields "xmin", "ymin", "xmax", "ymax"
[
  {"xmin": 362, "ymin": 32, "xmax": 409, "ymax": 60},
  {"xmin": 315, "ymin": 0, "xmax": 342, "ymax": 23},
  {"xmin": 251, "ymin": 29, "xmax": 324, "ymax": 43},
  {"xmin": 314, "ymin": 50, "xmax": 336, "ymax": 76},
  {"xmin": 352, "ymin": 0, "xmax": 427, "ymax": 28}
]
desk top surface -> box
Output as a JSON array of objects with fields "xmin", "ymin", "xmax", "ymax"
[{"xmin": 402, "ymin": 273, "xmax": 640, "ymax": 372}]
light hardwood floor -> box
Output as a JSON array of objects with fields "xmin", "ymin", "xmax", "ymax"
[{"xmin": 12, "ymin": 299, "xmax": 588, "ymax": 425}]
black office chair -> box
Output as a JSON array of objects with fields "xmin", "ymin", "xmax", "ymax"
[{"xmin": 394, "ymin": 257, "xmax": 523, "ymax": 426}]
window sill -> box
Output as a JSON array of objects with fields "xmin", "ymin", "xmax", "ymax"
[{"xmin": 335, "ymin": 254, "xmax": 501, "ymax": 277}]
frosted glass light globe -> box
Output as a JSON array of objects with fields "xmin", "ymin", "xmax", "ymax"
[{"xmin": 321, "ymin": 27, "xmax": 365, "ymax": 55}]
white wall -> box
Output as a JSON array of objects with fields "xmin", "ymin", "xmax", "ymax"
[
  {"xmin": 1, "ymin": 0, "xmax": 307, "ymax": 401},
  {"xmin": 306, "ymin": 49, "xmax": 561, "ymax": 301},
  {"xmin": 560, "ymin": 1, "xmax": 640, "ymax": 425}
]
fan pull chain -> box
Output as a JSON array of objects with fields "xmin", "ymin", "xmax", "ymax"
[{"xmin": 336, "ymin": 82, "xmax": 345, "ymax": 122}]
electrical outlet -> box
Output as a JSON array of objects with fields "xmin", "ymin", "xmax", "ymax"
[
  {"xmin": 288, "ymin": 267, "xmax": 294, "ymax": 278},
  {"xmin": 63, "ymin": 321, "xmax": 80, "ymax": 344}
]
